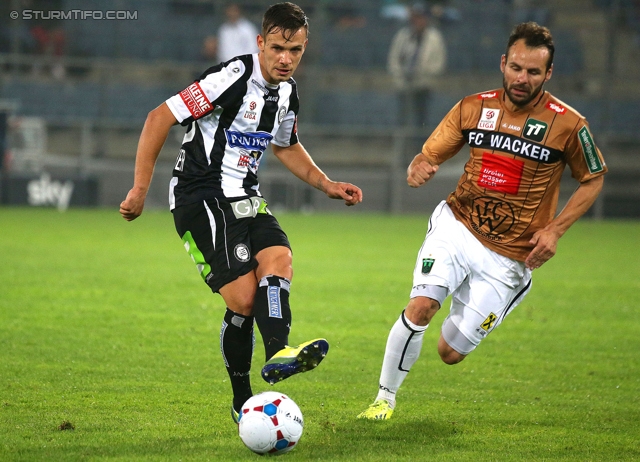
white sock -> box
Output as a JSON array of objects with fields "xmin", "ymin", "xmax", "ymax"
[{"xmin": 376, "ymin": 311, "xmax": 428, "ymax": 407}]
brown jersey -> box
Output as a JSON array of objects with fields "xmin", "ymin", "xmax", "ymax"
[{"xmin": 422, "ymin": 88, "xmax": 607, "ymax": 261}]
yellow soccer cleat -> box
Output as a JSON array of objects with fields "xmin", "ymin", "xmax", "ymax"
[
  {"xmin": 261, "ymin": 338, "xmax": 329, "ymax": 385},
  {"xmin": 231, "ymin": 405, "xmax": 240, "ymax": 424},
  {"xmin": 357, "ymin": 399, "xmax": 394, "ymax": 420}
]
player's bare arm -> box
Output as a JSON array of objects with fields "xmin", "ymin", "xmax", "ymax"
[
  {"xmin": 120, "ymin": 103, "xmax": 178, "ymax": 221},
  {"xmin": 525, "ymin": 176, "xmax": 604, "ymax": 269},
  {"xmin": 271, "ymin": 143, "xmax": 363, "ymax": 206},
  {"xmin": 407, "ymin": 152, "xmax": 439, "ymax": 188}
]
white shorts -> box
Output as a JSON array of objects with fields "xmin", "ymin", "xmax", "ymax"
[{"xmin": 411, "ymin": 201, "xmax": 532, "ymax": 354}]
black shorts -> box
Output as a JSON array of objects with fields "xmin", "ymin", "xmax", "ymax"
[{"xmin": 172, "ymin": 197, "xmax": 290, "ymax": 293}]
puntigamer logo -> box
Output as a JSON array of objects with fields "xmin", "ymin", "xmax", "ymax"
[
  {"xmin": 578, "ymin": 126, "xmax": 603, "ymax": 174},
  {"xmin": 225, "ymin": 130, "xmax": 273, "ymax": 152}
]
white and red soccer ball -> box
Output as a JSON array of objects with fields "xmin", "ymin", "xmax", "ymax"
[{"xmin": 238, "ymin": 391, "xmax": 304, "ymax": 455}]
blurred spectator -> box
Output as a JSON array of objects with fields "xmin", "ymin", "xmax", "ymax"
[
  {"xmin": 510, "ymin": 0, "xmax": 550, "ymax": 25},
  {"xmin": 430, "ymin": 1, "xmax": 462, "ymax": 23},
  {"xmin": 388, "ymin": 2, "xmax": 447, "ymax": 127},
  {"xmin": 381, "ymin": 0, "xmax": 410, "ymax": 21},
  {"xmin": 200, "ymin": 35, "xmax": 218, "ymax": 64},
  {"xmin": 27, "ymin": 0, "xmax": 67, "ymax": 79},
  {"xmin": 216, "ymin": 3, "xmax": 259, "ymax": 63},
  {"xmin": 329, "ymin": 6, "xmax": 367, "ymax": 30}
]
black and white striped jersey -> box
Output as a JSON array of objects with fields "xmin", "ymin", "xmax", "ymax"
[{"xmin": 165, "ymin": 53, "xmax": 300, "ymax": 210}]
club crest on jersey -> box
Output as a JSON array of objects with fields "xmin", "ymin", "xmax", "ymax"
[
  {"xmin": 278, "ymin": 106, "xmax": 287, "ymax": 124},
  {"xmin": 179, "ymin": 82, "xmax": 213, "ymax": 119},
  {"xmin": 225, "ymin": 129, "xmax": 273, "ymax": 152},
  {"xmin": 422, "ymin": 258, "xmax": 435, "ymax": 274},
  {"xmin": 477, "ymin": 108, "xmax": 500, "ymax": 130},
  {"xmin": 234, "ymin": 243, "xmax": 250, "ymax": 262}
]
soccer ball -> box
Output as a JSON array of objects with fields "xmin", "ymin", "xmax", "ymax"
[{"xmin": 238, "ymin": 391, "xmax": 304, "ymax": 455}]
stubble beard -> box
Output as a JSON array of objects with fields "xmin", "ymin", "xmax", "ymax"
[{"xmin": 503, "ymin": 76, "xmax": 544, "ymax": 108}]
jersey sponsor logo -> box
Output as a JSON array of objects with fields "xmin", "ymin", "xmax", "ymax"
[
  {"xmin": 265, "ymin": 95, "xmax": 279, "ymax": 102},
  {"xmin": 470, "ymin": 196, "xmax": 516, "ymax": 240},
  {"xmin": 477, "ymin": 108, "xmax": 500, "ymax": 130},
  {"xmin": 523, "ymin": 118, "xmax": 548, "ymax": 142},
  {"xmin": 230, "ymin": 197, "xmax": 270, "ymax": 219},
  {"xmin": 422, "ymin": 258, "xmax": 435, "ymax": 274},
  {"xmin": 225, "ymin": 129, "xmax": 273, "ymax": 152},
  {"xmin": 578, "ymin": 126, "xmax": 604, "ymax": 174},
  {"xmin": 466, "ymin": 130, "xmax": 558, "ymax": 163},
  {"xmin": 478, "ymin": 91, "xmax": 498, "ymax": 99},
  {"xmin": 546, "ymin": 101, "xmax": 567, "ymax": 114},
  {"xmin": 237, "ymin": 149, "xmax": 262, "ymax": 172},
  {"xmin": 179, "ymin": 82, "xmax": 213, "ymax": 119},
  {"xmin": 477, "ymin": 153, "xmax": 524, "ymax": 195},
  {"xmin": 234, "ymin": 243, "xmax": 250, "ymax": 262},
  {"xmin": 480, "ymin": 313, "xmax": 497, "ymax": 331}
]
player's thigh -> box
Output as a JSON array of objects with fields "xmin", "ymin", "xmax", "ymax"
[
  {"xmin": 445, "ymin": 260, "xmax": 532, "ymax": 353},
  {"xmin": 173, "ymin": 198, "xmax": 258, "ymax": 293},
  {"xmin": 249, "ymin": 213, "xmax": 292, "ymax": 279},
  {"xmin": 411, "ymin": 201, "xmax": 469, "ymax": 300}
]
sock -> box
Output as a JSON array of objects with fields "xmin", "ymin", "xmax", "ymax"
[
  {"xmin": 376, "ymin": 310, "xmax": 428, "ymax": 407},
  {"xmin": 253, "ymin": 275, "xmax": 292, "ymax": 361},
  {"xmin": 220, "ymin": 308, "xmax": 254, "ymax": 412}
]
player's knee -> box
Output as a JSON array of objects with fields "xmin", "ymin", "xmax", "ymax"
[
  {"xmin": 405, "ymin": 296, "xmax": 440, "ymax": 326},
  {"xmin": 256, "ymin": 246, "xmax": 293, "ymax": 280}
]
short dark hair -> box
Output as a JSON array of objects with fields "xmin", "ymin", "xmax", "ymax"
[
  {"xmin": 506, "ymin": 22, "xmax": 555, "ymax": 70},
  {"xmin": 262, "ymin": 2, "xmax": 309, "ymax": 41}
]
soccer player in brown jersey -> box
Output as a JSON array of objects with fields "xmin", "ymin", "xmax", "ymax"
[{"xmin": 358, "ymin": 22, "xmax": 607, "ymax": 420}]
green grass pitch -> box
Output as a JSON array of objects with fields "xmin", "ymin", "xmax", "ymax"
[{"xmin": 1, "ymin": 207, "xmax": 639, "ymax": 461}]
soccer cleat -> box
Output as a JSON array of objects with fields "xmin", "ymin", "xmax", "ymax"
[
  {"xmin": 231, "ymin": 406, "xmax": 240, "ymax": 424},
  {"xmin": 261, "ymin": 338, "xmax": 329, "ymax": 385},
  {"xmin": 357, "ymin": 399, "xmax": 394, "ymax": 420}
]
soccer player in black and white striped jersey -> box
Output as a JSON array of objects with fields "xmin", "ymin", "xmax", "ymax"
[{"xmin": 120, "ymin": 2, "xmax": 363, "ymax": 420}]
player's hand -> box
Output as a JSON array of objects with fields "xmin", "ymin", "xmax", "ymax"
[
  {"xmin": 525, "ymin": 227, "xmax": 560, "ymax": 270},
  {"xmin": 119, "ymin": 188, "xmax": 147, "ymax": 221},
  {"xmin": 323, "ymin": 181, "xmax": 363, "ymax": 206},
  {"xmin": 407, "ymin": 154, "xmax": 438, "ymax": 188}
]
